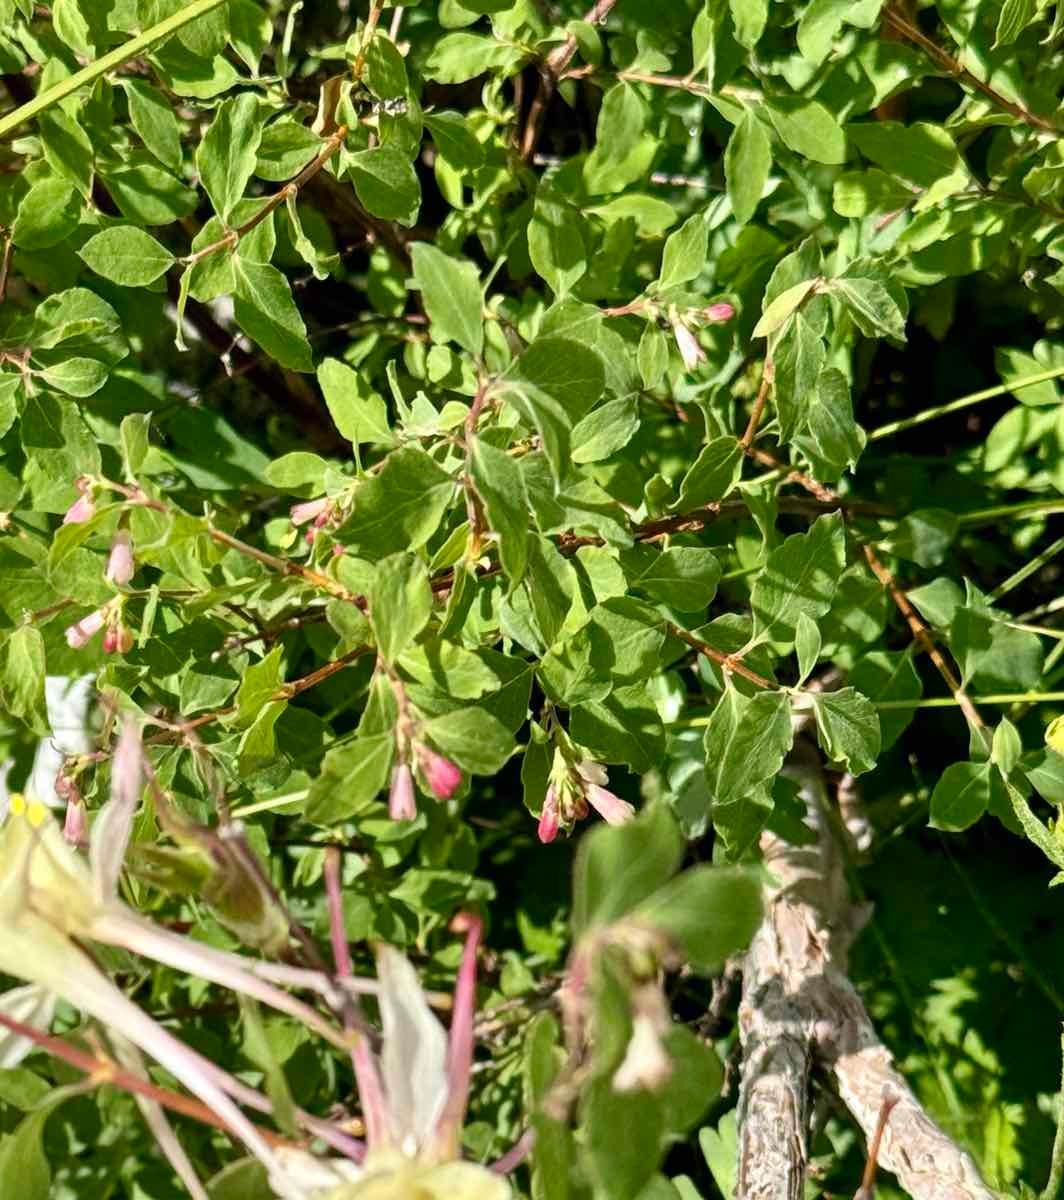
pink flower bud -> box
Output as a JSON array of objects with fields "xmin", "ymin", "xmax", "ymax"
[
  {"xmin": 290, "ymin": 497, "xmax": 330, "ymax": 527},
  {"xmin": 537, "ymin": 785, "xmax": 560, "ymax": 844},
  {"xmin": 305, "ymin": 527, "xmax": 317, "ymax": 546},
  {"xmin": 332, "ymin": 543, "xmax": 346, "ymax": 558},
  {"xmin": 704, "ymin": 302, "xmax": 735, "ymax": 323},
  {"xmin": 103, "ymin": 626, "xmax": 118, "ymax": 654},
  {"xmin": 670, "ymin": 315, "xmax": 707, "ymax": 371},
  {"xmin": 62, "ymin": 493, "xmax": 96, "ymax": 525},
  {"xmin": 65, "ymin": 608, "xmax": 106, "ymax": 649},
  {"xmin": 105, "ymin": 528, "xmax": 134, "ymax": 585},
  {"xmin": 585, "ymin": 783, "xmax": 635, "ymax": 826},
  {"xmin": 114, "ymin": 623, "xmax": 134, "ymax": 654},
  {"xmin": 418, "ymin": 746, "xmax": 462, "ymax": 801},
  {"xmin": 63, "ymin": 797, "xmax": 87, "ymax": 847},
  {"xmin": 388, "ymin": 762, "xmax": 417, "ymax": 822}
]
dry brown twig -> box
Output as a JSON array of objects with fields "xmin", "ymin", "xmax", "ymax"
[{"xmin": 737, "ymin": 736, "xmax": 995, "ymax": 1200}]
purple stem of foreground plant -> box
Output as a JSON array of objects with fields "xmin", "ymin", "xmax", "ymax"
[
  {"xmin": 491, "ymin": 1126, "xmax": 536, "ymax": 1174},
  {"xmin": 436, "ymin": 911, "xmax": 482, "ymax": 1154}
]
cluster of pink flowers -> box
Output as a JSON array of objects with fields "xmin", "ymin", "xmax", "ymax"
[
  {"xmin": 669, "ymin": 300, "xmax": 735, "ymax": 371},
  {"xmin": 290, "ymin": 496, "xmax": 344, "ymax": 547},
  {"xmin": 388, "ymin": 742, "xmax": 463, "ymax": 822},
  {"xmin": 65, "ymin": 603, "xmax": 134, "ymax": 654},
  {"xmin": 538, "ymin": 758, "xmax": 634, "ymax": 843}
]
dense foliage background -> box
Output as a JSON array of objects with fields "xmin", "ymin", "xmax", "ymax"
[{"xmin": 4, "ymin": 0, "xmax": 1064, "ymax": 1196}]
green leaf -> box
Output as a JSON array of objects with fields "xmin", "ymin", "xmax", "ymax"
[
  {"xmin": 79, "ymin": 226, "xmax": 175, "ymax": 286},
  {"xmin": 232, "ymin": 259, "xmax": 313, "ymax": 372},
  {"xmin": 658, "ymin": 211, "xmax": 709, "ymax": 290},
  {"xmin": 625, "ymin": 545, "xmax": 721, "ymax": 612},
  {"xmin": 850, "ymin": 650, "xmax": 921, "ymax": 751},
  {"xmin": 0, "ymin": 1103, "xmax": 51, "ymax": 1199},
  {"xmin": 347, "ymin": 146, "xmax": 420, "ymax": 225},
  {"xmin": 572, "ymin": 395, "xmax": 640, "ymax": 463},
  {"xmin": 583, "ymin": 1077, "xmax": 664, "ymax": 1200},
  {"xmin": 0, "ymin": 626, "xmax": 48, "ymax": 736},
  {"xmin": 703, "ymin": 687, "xmax": 793, "ymax": 806},
  {"xmin": 469, "ymin": 437, "xmax": 529, "ymax": 587},
  {"xmin": 501, "ymin": 338, "xmax": 605, "ymax": 485},
  {"xmin": 729, "ymin": 0, "xmax": 768, "ymax": 48},
  {"xmin": 751, "ymin": 512, "xmax": 846, "ymax": 641},
  {"xmin": 929, "ymin": 761, "xmax": 992, "ymax": 832},
  {"xmin": 232, "ymin": 644, "xmax": 284, "ymax": 730},
  {"xmin": 765, "ymin": 96, "xmax": 847, "ymax": 165},
  {"xmin": 636, "ymin": 864, "xmax": 762, "ymax": 970},
  {"xmin": 38, "ymin": 358, "xmax": 109, "ymax": 398},
  {"xmin": 317, "ymin": 357, "xmax": 393, "ymax": 447},
  {"xmin": 573, "ymin": 802, "xmax": 684, "ymax": 936},
  {"xmin": 337, "ymin": 446, "xmax": 454, "ymax": 560},
  {"xmin": 773, "ymin": 313, "xmax": 825, "ymax": 441},
  {"xmin": 995, "ymin": 0, "xmax": 1038, "ymax": 47},
  {"xmin": 583, "ymin": 84, "xmax": 647, "ymax": 194},
  {"xmin": 848, "ymin": 121, "xmax": 966, "ymax": 192},
  {"xmin": 306, "ymin": 733, "xmax": 395, "ymax": 824},
  {"xmin": 12, "ymin": 176, "xmax": 79, "ymax": 251},
  {"xmin": 422, "ymin": 707, "xmax": 513, "ymax": 774},
  {"xmin": 423, "ymin": 33, "xmax": 527, "ymax": 83},
  {"xmin": 886, "ymin": 508, "xmax": 959, "ymax": 568},
  {"xmin": 829, "ymin": 276, "xmax": 907, "ymax": 341},
  {"xmin": 724, "ymin": 108, "xmax": 772, "ymax": 226},
  {"xmin": 801, "ymin": 367, "xmax": 865, "ymax": 477},
  {"xmin": 528, "ymin": 196, "xmax": 588, "ymax": 297},
  {"xmin": 795, "ymin": 611, "xmax": 821, "ymax": 686},
  {"xmin": 570, "ymin": 682, "xmax": 665, "ymax": 773},
  {"xmin": 810, "ymin": 687, "xmax": 880, "ymax": 775},
  {"xmin": 196, "ymin": 93, "xmax": 264, "ymax": 223},
  {"xmin": 369, "ymin": 553, "xmax": 432, "ymax": 664},
  {"xmin": 673, "ymin": 437, "xmax": 743, "ymax": 509},
  {"xmin": 833, "ymin": 169, "xmax": 916, "ymax": 218},
  {"xmin": 410, "ymin": 243, "xmax": 484, "ymax": 356},
  {"xmin": 753, "ymin": 279, "xmax": 819, "ymax": 340},
  {"xmin": 120, "ymin": 78, "xmax": 183, "ymax": 169},
  {"xmin": 798, "ymin": 0, "xmax": 883, "ymax": 64},
  {"xmin": 423, "ymin": 111, "xmax": 485, "ymax": 169}
]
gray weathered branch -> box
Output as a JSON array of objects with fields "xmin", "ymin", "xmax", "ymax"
[{"xmin": 736, "ymin": 739, "xmax": 995, "ymax": 1200}]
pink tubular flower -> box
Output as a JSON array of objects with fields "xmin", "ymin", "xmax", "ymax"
[
  {"xmin": 537, "ymin": 785, "xmax": 560, "ymax": 844},
  {"xmin": 63, "ymin": 797, "xmax": 87, "ymax": 847},
  {"xmin": 62, "ymin": 492, "xmax": 96, "ymax": 525},
  {"xmin": 585, "ymin": 783, "xmax": 635, "ymax": 826},
  {"xmin": 704, "ymin": 302, "xmax": 735, "ymax": 323},
  {"xmin": 105, "ymin": 529, "xmax": 134, "ymax": 586},
  {"xmin": 388, "ymin": 763, "xmax": 416, "ymax": 822},
  {"xmin": 418, "ymin": 747, "xmax": 461, "ymax": 801},
  {"xmin": 65, "ymin": 608, "xmax": 106, "ymax": 650},
  {"xmin": 290, "ymin": 497, "xmax": 330, "ymax": 527}
]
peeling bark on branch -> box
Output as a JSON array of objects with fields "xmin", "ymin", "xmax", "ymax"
[{"xmin": 736, "ymin": 740, "xmax": 995, "ymax": 1200}]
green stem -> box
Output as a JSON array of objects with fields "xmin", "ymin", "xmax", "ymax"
[
  {"xmin": 1044, "ymin": 1032, "xmax": 1064, "ymax": 1200},
  {"xmin": 989, "ymin": 536, "xmax": 1064, "ymax": 603},
  {"xmin": 0, "ymin": 0, "xmax": 226, "ymax": 140},
  {"xmin": 876, "ymin": 691, "xmax": 1064, "ymax": 709},
  {"xmin": 959, "ymin": 498, "xmax": 1064, "ymax": 525},
  {"xmin": 867, "ymin": 364, "xmax": 1064, "ymax": 443}
]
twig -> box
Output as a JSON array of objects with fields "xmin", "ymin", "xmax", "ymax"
[
  {"xmin": 666, "ymin": 622, "xmax": 777, "ymax": 691},
  {"xmin": 737, "ymin": 739, "xmax": 996, "ymax": 1200},
  {"xmin": 519, "ymin": 0, "xmax": 620, "ymax": 162},
  {"xmin": 739, "ymin": 361, "xmax": 775, "ymax": 451},
  {"xmin": 349, "ymin": 0, "xmax": 386, "ymax": 87},
  {"xmin": 0, "ymin": 231, "xmax": 12, "ymax": 305},
  {"xmin": 881, "ymin": 5, "xmax": 1059, "ymax": 135},
  {"xmin": 0, "ymin": 1010, "xmax": 292, "ymax": 1148}
]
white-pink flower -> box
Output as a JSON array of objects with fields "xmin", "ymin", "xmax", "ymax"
[
  {"xmin": 62, "ymin": 493, "xmax": 96, "ymax": 525},
  {"xmin": 671, "ymin": 315, "xmax": 707, "ymax": 371},
  {"xmin": 388, "ymin": 763, "xmax": 416, "ymax": 822},
  {"xmin": 65, "ymin": 608, "xmax": 106, "ymax": 649},
  {"xmin": 537, "ymin": 785, "xmax": 560, "ymax": 844},
  {"xmin": 290, "ymin": 497, "xmax": 330, "ymax": 527},
  {"xmin": 105, "ymin": 529, "xmax": 135, "ymax": 585}
]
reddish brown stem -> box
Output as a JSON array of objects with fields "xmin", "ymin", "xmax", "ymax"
[
  {"xmin": 0, "ymin": 1011, "xmax": 292, "ymax": 1148},
  {"xmin": 740, "ymin": 360, "xmax": 775, "ymax": 450},
  {"xmin": 667, "ymin": 622, "xmax": 777, "ymax": 691},
  {"xmin": 881, "ymin": 6, "xmax": 1058, "ymax": 134}
]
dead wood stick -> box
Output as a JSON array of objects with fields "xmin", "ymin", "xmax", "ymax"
[{"xmin": 736, "ymin": 739, "xmax": 995, "ymax": 1200}]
